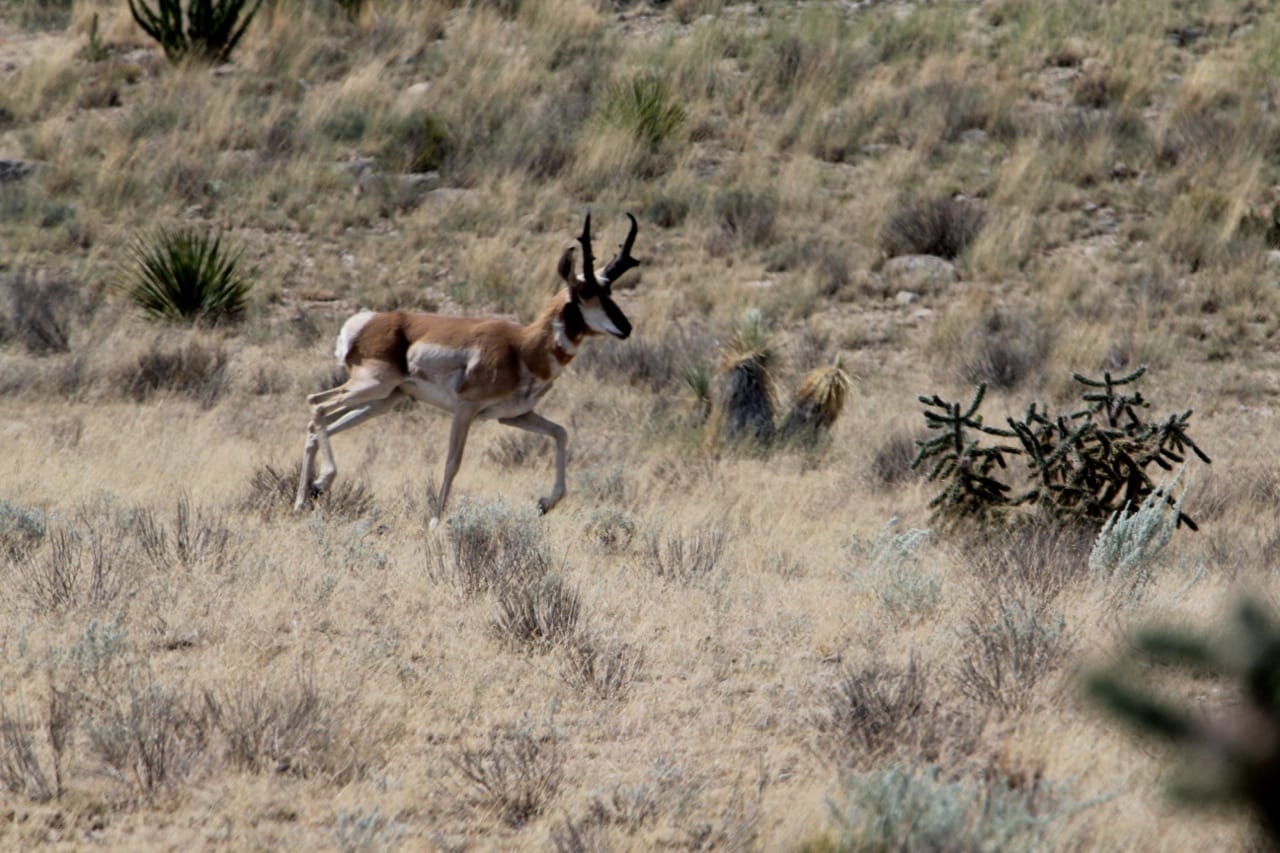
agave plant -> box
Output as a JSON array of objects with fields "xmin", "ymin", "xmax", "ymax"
[{"xmin": 128, "ymin": 228, "xmax": 249, "ymax": 324}]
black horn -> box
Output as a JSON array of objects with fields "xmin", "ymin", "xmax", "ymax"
[
  {"xmin": 577, "ymin": 211, "xmax": 600, "ymax": 297},
  {"xmin": 601, "ymin": 213, "xmax": 640, "ymax": 290}
]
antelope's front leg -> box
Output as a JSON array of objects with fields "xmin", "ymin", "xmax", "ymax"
[
  {"xmin": 432, "ymin": 403, "xmax": 480, "ymax": 530},
  {"xmin": 498, "ymin": 412, "xmax": 568, "ymax": 514}
]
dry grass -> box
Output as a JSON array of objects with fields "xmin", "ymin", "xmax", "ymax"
[{"xmin": 0, "ymin": 0, "xmax": 1275, "ymax": 848}]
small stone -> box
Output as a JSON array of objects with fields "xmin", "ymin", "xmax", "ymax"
[
  {"xmin": 895, "ymin": 290, "xmax": 920, "ymax": 305},
  {"xmin": 882, "ymin": 255, "xmax": 959, "ymax": 291}
]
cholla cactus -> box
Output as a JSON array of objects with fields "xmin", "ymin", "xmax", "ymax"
[{"xmin": 1086, "ymin": 599, "xmax": 1280, "ymax": 843}]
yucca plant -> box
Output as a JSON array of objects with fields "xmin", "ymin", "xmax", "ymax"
[
  {"xmin": 128, "ymin": 228, "xmax": 250, "ymax": 324},
  {"xmin": 714, "ymin": 309, "xmax": 777, "ymax": 447},
  {"xmin": 602, "ymin": 75, "xmax": 687, "ymax": 151},
  {"xmin": 127, "ymin": 0, "xmax": 264, "ymax": 64},
  {"xmin": 778, "ymin": 359, "xmax": 855, "ymax": 447}
]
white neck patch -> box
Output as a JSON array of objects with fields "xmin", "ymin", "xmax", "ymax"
[{"xmin": 553, "ymin": 318, "xmax": 578, "ymax": 355}]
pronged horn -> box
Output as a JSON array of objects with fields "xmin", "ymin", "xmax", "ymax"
[
  {"xmin": 601, "ymin": 213, "xmax": 640, "ymax": 290},
  {"xmin": 577, "ymin": 211, "xmax": 600, "ymax": 295}
]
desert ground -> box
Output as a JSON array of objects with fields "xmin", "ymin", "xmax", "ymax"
[{"xmin": 3, "ymin": 0, "xmax": 1280, "ymax": 849}]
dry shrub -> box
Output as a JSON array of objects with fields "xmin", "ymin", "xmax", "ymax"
[
  {"xmin": 241, "ymin": 461, "xmax": 374, "ymax": 520},
  {"xmin": 560, "ymin": 632, "xmax": 644, "ymax": 701},
  {"xmin": 451, "ymin": 717, "xmax": 565, "ymax": 828},
  {"xmin": 492, "ymin": 575, "xmax": 582, "ymax": 653},
  {"xmin": 0, "ymin": 695, "xmax": 67, "ymax": 802},
  {"xmin": 205, "ymin": 674, "xmax": 386, "ymax": 784},
  {"xmin": 954, "ymin": 598, "xmax": 1075, "ymax": 716},
  {"xmin": 0, "ymin": 268, "xmax": 85, "ymax": 355},
  {"xmin": 818, "ymin": 657, "xmax": 984, "ymax": 770},
  {"xmin": 712, "ymin": 186, "xmax": 778, "ymax": 250},
  {"xmin": 437, "ymin": 498, "xmax": 552, "ymax": 595},
  {"xmin": 646, "ymin": 523, "xmax": 727, "ymax": 585},
  {"xmin": 117, "ymin": 336, "xmax": 230, "ymax": 407},
  {"xmin": 871, "ymin": 430, "xmax": 924, "ymax": 488},
  {"xmin": 575, "ymin": 322, "xmax": 714, "ymax": 393},
  {"xmin": 961, "ymin": 521, "xmax": 1094, "ymax": 605},
  {"xmin": 935, "ymin": 306, "xmax": 1051, "ymax": 391},
  {"xmin": 881, "ymin": 194, "xmax": 985, "ymax": 261},
  {"xmin": 83, "ymin": 678, "xmax": 210, "ymax": 794}
]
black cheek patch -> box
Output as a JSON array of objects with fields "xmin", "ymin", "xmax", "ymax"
[
  {"xmin": 563, "ymin": 302, "xmax": 587, "ymax": 339},
  {"xmin": 602, "ymin": 297, "xmax": 632, "ymax": 339}
]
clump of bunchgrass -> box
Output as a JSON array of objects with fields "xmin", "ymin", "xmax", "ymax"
[
  {"xmin": 241, "ymin": 462, "xmax": 375, "ymax": 520},
  {"xmin": 492, "ymin": 574, "xmax": 582, "ymax": 653},
  {"xmin": 126, "ymin": 228, "xmax": 250, "ymax": 325},
  {"xmin": 881, "ymin": 194, "xmax": 985, "ymax": 261},
  {"xmin": 601, "ymin": 75, "xmax": 686, "ymax": 151}
]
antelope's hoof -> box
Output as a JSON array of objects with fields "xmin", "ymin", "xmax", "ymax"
[
  {"xmin": 537, "ymin": 498, "xmax": 551, "ymax": 515},
  {"xmin": 429, "ymin": 516, "xmax": 441, "ymax": 532}
]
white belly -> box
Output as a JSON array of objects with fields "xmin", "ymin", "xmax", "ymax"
[{"xmin": 401, "ymin": 342, "xmax": 554, "ymax": 420}]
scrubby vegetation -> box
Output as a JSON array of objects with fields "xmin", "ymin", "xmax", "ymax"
[{"xmin": 2, "ymin": 0, "xmax": 1278, "ymax": 847}]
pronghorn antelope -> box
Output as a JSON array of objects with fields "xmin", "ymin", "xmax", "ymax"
[{"xmin": 295, "ymin": 212, "xmax": 640, "ymax": 527}]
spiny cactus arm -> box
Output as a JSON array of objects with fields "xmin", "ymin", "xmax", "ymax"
[
  {"xmin": 217, "ymin": 0, "xmax": 265, "ymax": 61},
  {"xmin": 1085, "ymin": 670, "xmax": 1201, "ymax": 744},
  {"xmin": 1073, "ymin": 366, "xmax": 1148, "ymax": 389},
  {"xmin": 129, "ymin": 0, "xmax": 189, "ymax": 60},
  {"xmin": 1133, "ymin": 628, "xmax": 1221, "ymax": 672},
  {"xmin": 962, "ymin": 382, "xmax": 987, "ymax": 420}
]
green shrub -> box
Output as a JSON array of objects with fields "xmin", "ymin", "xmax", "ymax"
[
  {"xmin": 383, "ymin": 112, "xmax": 453, "ymax": 173},
  {"xmin": 127, "ymin": 228, "xmax": 250, "ymax": 324},
  {"xmin": 127, "ymin": 0, "xmax": 265, "ymax": 64},
  {"xmin": 827, "ymin": 763, "xmax": 1077, "ymax": 851},
  {"xmin": 1088, "ymin": 471, "xmax": 1186, "ymax": 592},
  {"xmin": 439, "ymin": 498, "xmax": 551, "ymax": 595}
]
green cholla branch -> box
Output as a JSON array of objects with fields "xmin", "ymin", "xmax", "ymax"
[
  {"xmin": 128, "ymin": 0, "xmax": 265, "ymax": 64},
  {"xmin": 1087, "ymin": 599, "xmax": 1280, "ymax": 843},
  {"xmin": 913, "ymin": 369, "xmax": 1210, "ymax": 530}
]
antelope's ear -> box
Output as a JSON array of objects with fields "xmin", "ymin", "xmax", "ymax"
[{"xmin": 557, "ymin": 246, "xmax": 576, "ymax": 285}]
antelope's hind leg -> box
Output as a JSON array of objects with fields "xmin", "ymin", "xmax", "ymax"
[
  {"xmin": 498, "ymin": 411, "xmax": 569, "ymax": 514},
  {"xmin": 295, "ymin": 372, "xmax": 403, "ymax": 511}
]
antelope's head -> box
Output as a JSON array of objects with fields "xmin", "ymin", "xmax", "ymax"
[{"xmin": 558, "ymin": 212, "xmax": 638, "ymax": 340}]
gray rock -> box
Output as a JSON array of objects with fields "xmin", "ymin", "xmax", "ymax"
[
  {"xmin": 882, "ymin": 255, "xmax": 958, "ymax": 291},
  {"xmin": 0, "ymin": 160, "xmax": 37, "ymax": 183}
]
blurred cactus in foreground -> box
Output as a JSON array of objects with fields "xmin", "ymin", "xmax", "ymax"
[{"xmin": 1086, "ymin": 599, "xmax": 1280, "ymax": 843}]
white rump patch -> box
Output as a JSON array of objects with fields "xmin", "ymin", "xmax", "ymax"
[{"xmin": 335, "ymin": 311, "xmax": 377, "ymax": 364}]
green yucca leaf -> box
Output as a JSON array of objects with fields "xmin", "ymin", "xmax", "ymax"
[{"xmin": 128, "ymin": 228, "xmax": 249, "ymax": 324}]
